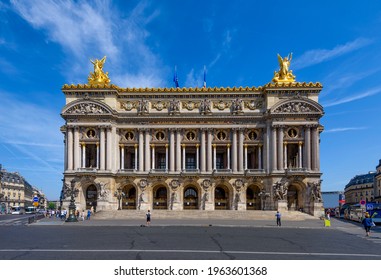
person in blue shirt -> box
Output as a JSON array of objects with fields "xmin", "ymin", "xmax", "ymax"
[
  {"xmin": 275, "ymin": 211, "xmax": 281, "ymax": 227},
  {"xmin": 362, "ymin": 212, "xmax": 373, "ymax": 237}
]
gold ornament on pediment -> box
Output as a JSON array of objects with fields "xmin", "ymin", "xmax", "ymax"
[
  {"xmin": 120, "ymin": 101, "xmax": 137, "ymax": 111},
  {"xmin": 182, "ymin": 101, "xmax": 199, "ymax": 111},
  {"xmin": 88, "ymin": 56, "xmax": 111, "ymax": 87},
  {"xmin": 213, "ymin": 100, "xmax": 231, "ymax": 110},
  {"xmin": 272, "ymin": 53, "xmax": 296, "ymax": 84},
  {"xmin": 152, "ymin": 101, "xmax": 167, "ymax": 111},
  {"xmin": 244, "ymin": 100, "xmax": 263, "ymax": 110}
]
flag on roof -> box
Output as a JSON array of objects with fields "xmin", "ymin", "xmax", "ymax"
[{"xmin": 173, "ymin": 66, "xmax": 179, "ymax": 88}]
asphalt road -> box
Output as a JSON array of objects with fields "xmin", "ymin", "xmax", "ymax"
[{"xmin": 1, "ymin": 223, "xmax": 380, "ymax": 260}]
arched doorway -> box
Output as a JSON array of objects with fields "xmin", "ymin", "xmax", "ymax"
[
  {"xmin": 153, "ymin": 186, "xmax": 168, "ymax": 209},
  {"xmin": 122, "ymin": 185, "xmax": 137, "ymax": 209},
  {"xmin": 287, "ymin": 184, "xmax": 303, "ymax": 210},
  {"xmin": 184, "ymin": 186, "xmax": 199, "ymax": 209},
  {"xmin": 215, "ymin": 186, "xmax": 230, "ymax": 210},
  {"xmin": 246, "ymin": 185, "xmax": 261, "ymax": 210},
  {"xmin": 86, "ymin": 185, "xmax": 98, "ymax": 210}
]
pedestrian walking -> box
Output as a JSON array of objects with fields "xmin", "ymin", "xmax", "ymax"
[
  {"xmin": 146, "ymin": 210, "xmax": 151, "ymax": 226},
  {"xmin": 362, "ymin": 212, "xmax": 374, "ymax": 237},
  {"xmin": 87, "ymin": 209, "xmax": 91, "ymax": 220},
  {"xmin": 275, "ymin": 211, "xmax": 281, "ymax": 226}
]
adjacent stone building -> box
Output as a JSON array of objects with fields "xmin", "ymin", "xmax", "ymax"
[
  {"xmin": 344, "ymin": 172, "xmax": 375, "ymax": 204},
  {"xmin": 60, "ymin": 54, "xmax": 324, "ymax": 216}
]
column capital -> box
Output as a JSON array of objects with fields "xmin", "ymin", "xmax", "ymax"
[
  {"xmin": 134, "ymin": 143, "xmax": 139, "ymax": 148},
  {"xmin": 298, "ymin": 141, "xmax": 303, "ymax": 146},
  {"xmin": 165, "ymin": 144, "xmax": 169, "ymax": 148},
  {"xmin": 80, "ymin": 142, "xmax": 85, "ymax": 147},
  {"xmin": 96, "ymin": 142, "xmax": 99, "ymax": 147},
  {"xmin": 284, "ymin": 141, "xmax": 288, "ymax": 146},
  {"xmin": 181, "ymin": 143, "xmax": 186, "ymax": 148},
  {"xmin": 244, "ymin": 144, "xmax": 248, "ymax": 148},
  {"xmin": 227, "ymin": 143, "xmax": 231, "ymax": 148},
  {"xmin": 196, "ymin": 144, "xmax": 200, "ymax": 148},
  {"xmin": 150, "ymin": 144, "xmax": 155, "ymax": 148},
  {"xmin": 119, "ymin": 144, "xmax": 125, "ymax": 148},
  {"xmin": 212, "ymin": 144, "xmax": 216, "ymax": 148}
]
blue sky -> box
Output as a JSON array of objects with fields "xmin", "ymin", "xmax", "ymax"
[{"xmin": 1, "ymin": 0, "xmax": 381, "ymax": 200}]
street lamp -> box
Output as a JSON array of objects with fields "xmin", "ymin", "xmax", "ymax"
[
  {"xmin": 64, "ymin": 179, "xmax": 79, "ymax": 222},
  {"xmin": 114, "ymin": 187, "xmax": 125, "ymax": 210}
]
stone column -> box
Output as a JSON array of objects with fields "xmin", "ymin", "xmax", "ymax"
[
  {"xmin": 170, "ymin": 129, "xmax": 175, "ymax": 172},
  {"xmin": 277, "ymin": 126, "xmax": 284, "ymax": 171},
  {"xmin": 151, "ymin": 144, "xmax": 155, "ymax": 170},
  {"xmin": 227, "ymin": 144, "xmax": 231, "ymax": 170},
  {"xmin": 176, "ymin": 130, "xmax": 182, "ymax": 172},
  {"xmin": 145, "ymin": 130, "xmax": 151, "ymax": 171},
  {"xmin": 138, "ymin": 129, "xmax": 144, "ymax": 171},
  {"xmin": 81, "ymin": 143, "xmax": 86, "ymax": 168},
  {"xmin": 238, "ymin": 129, "xmax": 244, "ymax": 171},
  {"xmin": 200, "ymin": 129, "xmax": 206, "ymax": 172},
  {"xmin": 298, "ymin": 141, "xmax": 303, "ymax": 169},
  {"xmin": 134, "ymin": 144, "xmax": 138, "ymax": 170},
  {"xmin": 165, "ymin": 144, "xmax": 169, "ymax": 171},
  {"xmin": 316, "ymin": 130, "xmax": 320, "ymax": 171},
  {"xmin": 304, "ymin": 126, "xmax": 311, "ymax": 170},
  {"xmin": 106, "ymin": 127, "xmax": 112, "ymax": 170},
  {"xmin": 284, "ymin": 142, "xmax": 288, "ymax": 169},
  {"xmin": 213, "ymin": 144, "xmax": 217, "ymax": 170},
  {"xmin": 258, "ymin": 144, "xmax": 262, "ymax": 169},
  {"xmin": 73, "ymin": 127, "xmax": 80, "ymax": 170},
  {"xmin": 196, "ymin": 144, "xmax": 199, "ymax": 170},
  {"xmin": 120, "ymin": 145, "xmax": 125, "ymax": 169},
  {"xmin": 244, "ymin": 144, "xmax": 248, "ymax": 170},
  {"xmin": 182, "ymin": 144, "xmax": 186, "ymax": 170},
  {"xmin": 96, "ymin": 143, "xmax": 99, "ymax": 169},
  {"xmin": 271, "ymin": 126, "xmax": 277, "ymax": 172},
  {"xmin": 99, "ymin": 127, "xmax": 105, "ymax": 170},
  {"xmin": 311, "ymin": 126, "xmax": 318, "ymax": 171},
  {"xmin": 63, "ymin": 130, "xmax": 68, "ymax": 171},
  {"xmin": 207, "ymin": 129, "xmax": 213, "ymax": 172},
  {"xmin": 67, "ymin": 127, "xmax": 73, "ymax": 171},
  {"xmin": 232, "ymin": 129, "xmax": 238, "ymax": 172}
]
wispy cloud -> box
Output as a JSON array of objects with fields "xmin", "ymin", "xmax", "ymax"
[
  {"xmin": 323, "ymin": 86, "xmax": 381, "ymax": 107},
  {"xmin": 10, "ymin": 0, "xmax": 166, "ymax": 87},
  {"xmin": 293, "ymin": 38, "xmax": 373, "ymax": 70},
  {"xmin": 324, "ymin": 127, "xmax": 367, "ymax": 133},
  {"xmin": 11, "ymin": 0, "xmax": 117, "ymax": 59}
]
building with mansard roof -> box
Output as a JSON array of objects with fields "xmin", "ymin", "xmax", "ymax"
[{"xmin": 60, "ymin": 55, "xmax": 324, "ymax": 216}]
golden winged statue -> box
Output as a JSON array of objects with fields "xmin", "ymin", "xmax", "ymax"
[
  {"xmin": 272, "ymin": 53, "xmax": 296, "ymax": 83},
  {"xmin": 88, "ymin": 56, "xmax": 111, "ymax": 86}
]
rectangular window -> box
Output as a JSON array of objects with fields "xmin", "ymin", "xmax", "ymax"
[
  {"xmin": 216, "ymin": 153, "xmax": 225, "ymax": 169},
  {"xmin": 186, "ymin": 153, "xmax": 196, "ymax": 169},
  {"xmin": 156, "ymin": 153, "xmax": 166, "ymax": 170}
]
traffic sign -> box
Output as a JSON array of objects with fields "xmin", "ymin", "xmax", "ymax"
[
  {"xmin": 33, "ymin": 196, "xmax": 39, "ymax": 202},
  {"xmin": 33, "ymin": 202, "xmax": 39, "ymax": 207},
  {"xmin": 360, "ymin": 200, "xmax": 366, "ymax": 205},
  {"xmin": 366, "ymin": 204, "xmax": 374, "ymax": 211}
]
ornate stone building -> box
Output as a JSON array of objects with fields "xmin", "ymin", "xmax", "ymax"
[
  {"xmin": 375, "ymin": 160, "xmax": 381, "ymax": 203},
  {"xmin": 344, "ymin": 172, "xmax": 375, "ymax": 204},
  {"xmin": 61, "ymin": 54, "xmax": 324, "ymax": 216},
  {"xmin": 0, "ymin": 164, "xmax": 35, "ymax": 213}
]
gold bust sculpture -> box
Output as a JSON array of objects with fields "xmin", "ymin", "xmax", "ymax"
[
  {"xmin": 272, "ymin": 53, "xmax": 296, "ymax": 83},
  {"xmin": 88, "ymin": 56, "xmax": 111, "ymax": 86}
]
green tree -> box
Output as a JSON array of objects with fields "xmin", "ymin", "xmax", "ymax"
[{"xmin": 48, "ymin": 202, "xmax": 56, "ymax": 210}]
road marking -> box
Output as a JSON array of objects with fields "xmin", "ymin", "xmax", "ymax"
[{"xmin": 0, "ymin": 249, "xmax": 380, "ymax": 257}]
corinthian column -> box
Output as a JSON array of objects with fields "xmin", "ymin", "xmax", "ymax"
[
  {"xmin": 73, "ymin": 127, "xmax": 80, "ymax": 170},
  {"xmin": 238, "ymin": 129, "xmax": 244, "ymax": 171},
  {"xmin": 100, "ymin": 127, "xmax": 105, "ymax": 170},
  {"xmin": 200, "ymin": 129, "xmax": 206, "ymax": 172},
  {"xmin": 106, "ymin": 127, "xmax": 112, "ymax": 170},
  {"xmin": 67, "ymin": 127, "xmax": 73, "ymax": 171},
  {"xmin": 232, "ymin": 128, "xmax": 238, "ymax": 172},
  {"xmin": 138, "ymin": 129, "xmax": 144, "ymax": 171},
  {"xmin": 176, "ymin": 130, "xmax": 182, "ymax": 172},
  {"xmin": 277, "ymin": 126, "xmax": 284, "ymax": 171},
  {"xmin": 311, "ymin": 126, "xmax": 318, "ymax": 171},
  {"xmin": 170, "ymin": 129, "xmax": 175, "ymax": 172},
  {"xmin": 304, "ymin": 126, "xmax": 311, "ymax": 170},
  {"xmin": 145, "ymin": 129, "xmax": 151, "ymax": 171},
  {"xmin": 207, "ymin": 129, "xmax": 213, "ymax": 172},
  {"xmin": 271, "ymin": 126, "xmax": 277, "ymax": 172}
]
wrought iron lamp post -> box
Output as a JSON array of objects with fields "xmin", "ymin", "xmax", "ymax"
[
  {"xmin": 114, "ymin": 187, "xmax": 124, "ymax": 210},
  {"xmin": 258, "ymin": 191, "xmax": 270, "ymax": 211},
  {"xmin": 64, "ymin": 179, "xmax": 79, "ymax": 222}
]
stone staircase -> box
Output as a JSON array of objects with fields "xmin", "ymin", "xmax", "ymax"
[{"xmin": 93, "ymin": 209, "xmax": 318, "ymax": 221}]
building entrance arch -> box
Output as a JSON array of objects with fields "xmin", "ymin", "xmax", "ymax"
[
  {"xmin": 287, "ymin": 184, "xmax": 303, "ymax": 210},
  {"xmin": 85, "ymin": 185, "xmax": 98, "ymax": 210},
  {"xmin": 183, "ymin": 186, "xmax": 199, "ymax": 209},
  {"xmin": 246, "ymin": 185, "xmax": 261, "ymax": 210},
  {"xmin": 215, "ymin": 185, "xmax": 230, "ymax": 210},
  {"xmin": 122, "ymin": 185, "xmax": 137, "ymax": 209},
  {"xmin": 153, "ymin": 185, "xmax": 168, "ymax": 209}
]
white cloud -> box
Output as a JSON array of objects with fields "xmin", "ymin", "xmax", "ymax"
[
  {"xmin": 10, "ymin": 0, "xmax": 165, "ymax": 88},
  {"xmin": 323, "ymin": 86, "xmax": 381, "ymax": 107},
  {"xmin": 293, "ymin": 38, "xmax": 372, "ymax": 70},
  {"xmin": 324, "ymin": 127, "xmax": 367, "ymax": 133}
]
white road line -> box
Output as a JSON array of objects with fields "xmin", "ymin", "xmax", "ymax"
[{"xmin": 0, "ymin": 249, "xmax": 380, "ymax": 257}]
